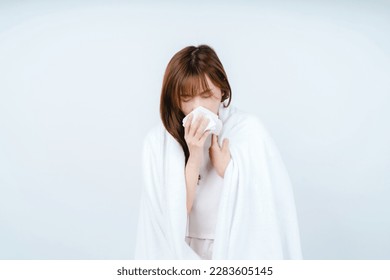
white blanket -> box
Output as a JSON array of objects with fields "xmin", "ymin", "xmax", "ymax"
[{"xmin": 134, "ymin": 105, "xmax": 302, "ymax": 259}]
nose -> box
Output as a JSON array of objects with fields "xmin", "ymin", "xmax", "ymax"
[{"xmin": 191, "ymin": 96, "xmax": 202, "ymax": 111}]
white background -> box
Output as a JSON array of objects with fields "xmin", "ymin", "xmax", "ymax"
[{"xmin": 0, "ymin": 0, "xmax": 389, "ymax": 259}]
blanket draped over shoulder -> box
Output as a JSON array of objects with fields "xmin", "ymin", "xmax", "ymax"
[{"xmin": 135, "ymin": 105, "xmax": 302, "ymax": 259}]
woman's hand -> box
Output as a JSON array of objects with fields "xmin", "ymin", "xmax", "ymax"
[
  {"xmin": 184, "ymin": 114, "xmax": 211, "ymax": 164},
  {"xmin": 209, "ymin": 134, "xmax": 231, "ymax": 178}
]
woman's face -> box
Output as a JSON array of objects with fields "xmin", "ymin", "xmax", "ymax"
[{"xmin": 180, "ymin": 75, "xmax": 222, "ymax": 116}]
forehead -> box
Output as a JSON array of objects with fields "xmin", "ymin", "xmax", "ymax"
[{"xmin": 180, "ymin": 74, "xmax": 216, "ymax": 96}]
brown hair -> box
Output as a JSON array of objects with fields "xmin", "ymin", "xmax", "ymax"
[{"xmin": 160, "ymin": 45, "xmax": 232, "ymax": 163}]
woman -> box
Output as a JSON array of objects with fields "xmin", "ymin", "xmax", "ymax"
[{"xmin": 135, "ymin": 45, "xmax": 302, "ymax": 260}]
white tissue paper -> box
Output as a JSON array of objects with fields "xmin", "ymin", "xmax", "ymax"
[{"xmin": 182, "ymin": 106, "xmax": 223, "ymax": 135}]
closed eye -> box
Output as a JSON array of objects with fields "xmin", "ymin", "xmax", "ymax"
[
  {"xmin": 181, "ymin": 96, "xmax": 192, "ymax": 102},
  {"xmin": 200, "ymin": 91, "xmax": 213, "ymax": 98}
]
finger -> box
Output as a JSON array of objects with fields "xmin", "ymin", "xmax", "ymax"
[
  {"xmin": 195, "ymin": 117, "xmax": 210, "ymax": 140},
  {"xmin": 190, "ymin": 115, "xmax": 204, "ymax": 137},
  {"xmin": 212, "ymin": 134, "xmax": 219, "ymax": 148},
  {"xmin": 199, "ymin": 129, "xmax": 211, "ymax": 143},
  {"xmin": 184, "ymin": 114, "xmax": 193, "ymax": 136},
  {"xmin": 221, "ymin": 138, "xmax": 230, "ymax": 152}
]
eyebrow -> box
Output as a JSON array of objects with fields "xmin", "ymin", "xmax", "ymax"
[
  {"xmin": 181, "ymin": 88, "xmax": 214, "ymax": 97},
  {"xmin": 199, "ymin": 88, "xmax": 213, "ymax": 94}
]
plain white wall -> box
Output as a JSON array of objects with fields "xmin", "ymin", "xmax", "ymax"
[{"xmin": 0, "ymin": 0, "xmax": 389, "ymax": 259}]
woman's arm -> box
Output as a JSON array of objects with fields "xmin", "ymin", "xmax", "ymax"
[
  {"xmin": 185, "ymin": 154, "xmax": 201, "ymax": 214},
  {"xmin": 184, "ymin": 114, "xmax": 210, "ymax": 214}
]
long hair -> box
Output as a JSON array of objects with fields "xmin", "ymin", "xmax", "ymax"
[{"xmin": 160, "ymin": 45, "xmax": 232, "ymax": 163}]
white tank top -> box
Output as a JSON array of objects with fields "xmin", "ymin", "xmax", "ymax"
[{"xmin": 186, "ymin": 136, "xmax": 224, "ymax": 239}]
